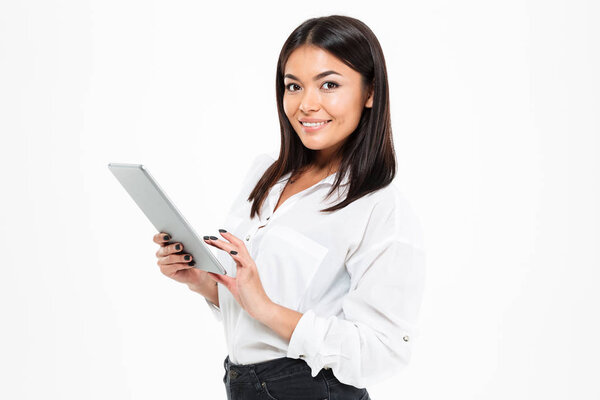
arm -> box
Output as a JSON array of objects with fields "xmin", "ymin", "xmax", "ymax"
[
  {"xmin": 259, "ymin": 302, "xmax": 303, "ymax": 342},
  {"xmin": 278, "ymin": 193, "xmax": 427, "ymax": 389},
  {"xmin": 189, "ymin": 281, "xmax": 219, "ymax": 307}
]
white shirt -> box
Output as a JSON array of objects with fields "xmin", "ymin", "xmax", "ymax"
[{"xmin": 204, "ymin": 153, "xmax": 426, "ymax": 389}]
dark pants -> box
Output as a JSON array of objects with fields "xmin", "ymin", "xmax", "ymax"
[{"xmin": 222, "ymin": 355, "xmax": 371, "ymax": 400}]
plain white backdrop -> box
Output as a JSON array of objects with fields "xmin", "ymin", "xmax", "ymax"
[{"xmin": 1, "ymin": 0, "xmax": 598, "ymax": 399}]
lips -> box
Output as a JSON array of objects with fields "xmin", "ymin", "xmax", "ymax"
[
  {"xmin": 299, "ymin": 118, "xmax": 331, "ymax": 123},
  {"xmin": 298, "ymin": 119, "xmax": 332, "ymax": 132}
]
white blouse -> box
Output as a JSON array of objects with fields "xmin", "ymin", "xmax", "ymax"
[{"xmin": 204, "ymin": 153, "xmax": 426, "ymax": 389}]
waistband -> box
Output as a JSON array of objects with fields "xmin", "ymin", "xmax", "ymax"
[{"xmin": 223, "ymin": 355, "xmax": 335, "ymax": 385}]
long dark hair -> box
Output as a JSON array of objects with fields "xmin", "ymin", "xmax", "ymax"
[{"xmin": 248, "ymin": 15, "xmax": 397, "ymax": 219}]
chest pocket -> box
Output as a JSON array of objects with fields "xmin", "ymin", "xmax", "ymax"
[{"xmin": 255, "ymin": 224, "xmax": 329, "ymax": 311}]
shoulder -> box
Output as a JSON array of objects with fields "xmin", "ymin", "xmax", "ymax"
[
  {"xmin": 366, "ymin": 182, "xmax": 426, "ymax": 251},
  {"xmin": 251, "ymin": 152, "xmax": 276, "ymax": 175},
  {"xmin": 251, "ymin": 152, "xmax": 276, "ymax": 168},
  {"xmin": 224, "ymin": 153, "xmax": 276, "ymax": 216},
  {"xmin": 240, "ymin": 152, "xmax": 276, "ymax": 186}
]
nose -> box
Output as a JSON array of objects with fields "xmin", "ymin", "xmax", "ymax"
[{"xmin": 299, "ymin": 87, "xmax": 320, "ymax": 113}]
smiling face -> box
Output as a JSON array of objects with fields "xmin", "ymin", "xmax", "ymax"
[{"xmin": 283, "ymin": 45, "xmax": 373, "ymax": 166}]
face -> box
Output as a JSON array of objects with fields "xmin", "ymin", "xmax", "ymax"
[{"xmin": 282, "ymin": 45, "xmax": 373, "ymax": 162}]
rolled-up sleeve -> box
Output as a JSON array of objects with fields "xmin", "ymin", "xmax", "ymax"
[{"xmin": 286, "ymin": 192, "xmax": 426, "ymax": 388}]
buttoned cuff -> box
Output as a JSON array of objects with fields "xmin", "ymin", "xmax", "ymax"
[
  {"xmin": 205, "ymin": 298, "xmax": 223, "ymax": 322},
  {"xmin": 287, "ymin": 309, "xmax": 316, "ymax": 359},
  {"xmin": 286, "ymin": 309, "xmax": 334, "ymax": 378}
]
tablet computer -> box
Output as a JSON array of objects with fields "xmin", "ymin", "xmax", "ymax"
[{"xmin": 108, "ymin": 163, "xmax": 227, "ymax": 275}]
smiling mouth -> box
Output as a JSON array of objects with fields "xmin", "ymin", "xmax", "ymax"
[{"xmin": 299, "ymin": 120, "xmax": 332, "ymax": 127}]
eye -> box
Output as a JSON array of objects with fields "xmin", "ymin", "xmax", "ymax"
[
  {"xmin": 285, "ymin": 83, "xmax": 301, "ymax": 92},
  {"xmin": 322, "ymin": 81, "xmax": 339, "ymax": 90}
]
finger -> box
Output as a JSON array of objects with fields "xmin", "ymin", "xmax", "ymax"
[
  {"xmin": 204, "ymin": 235, "xmax": 236, "ymax": 254},
  {"xmin": 155, "ymin": 242, "xmax": 184, "ymax": 257},
  {"xmin": 228, "ymin": 250, "xmax": 242, "ymax": 264},
  {"xmin": 217, "ymin": 229, "xmax": 243, "ymax": 246},
  {"xmin": 207, "ymin": 272, "xmax": 222, "ymax": 284},
  {"xmin": 206, "ymin": 233, "xmax": 245, "ymax": 265},
  {"xmin": 217, "ymin": 230, "xmax": 248, "ymax": 255},
  {"xmin": 153, "ymin": 232, "xmax": 172, "ymax": 246},
  {"xmin": 160, "ymin": 262, "xmax": 194, "ymax": 277},
  {"xmin": 157, "ymin": 253, "xmax": 193, "ymax": 265}
]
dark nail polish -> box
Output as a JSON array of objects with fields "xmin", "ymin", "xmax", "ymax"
[
  {"xmin": 175, "ymin": 244, "xmax": 181, "ymax": 251},
  {"xmin": 163, "ymin": 235, "xmax": 170, "ymax": 241},
  {"xmin": 203, "ymin": 236, "xmax": 210, "ymax": 240},
  {"xmin": 184, "ymin": 255, "xmax": 191, "ymax": 261},
  {"xmin": 209, "ymin": 236, "xmax": 218, "ymax": 240},
  {"xmin": 230, "ymin": 250, "xmax": 238, "ymax": 255},
  {"xmin": 188, "ymin": 260, "xmax": 196, "ymax": 267},
  {"xmin": 219, "ymin": 229, "xmax": 227, "ymax": 233}
]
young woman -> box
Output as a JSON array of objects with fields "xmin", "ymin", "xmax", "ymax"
[{"xmin": 153, "ymin": 15, "xmax": 426, "ymax": 400}]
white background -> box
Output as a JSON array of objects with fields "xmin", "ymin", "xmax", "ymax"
[{"xmin": 1, "ymin": 0, "xmax": 598, "ymax": 399}]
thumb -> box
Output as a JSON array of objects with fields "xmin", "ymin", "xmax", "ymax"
[{"xmin": 208, "ymin": 272, "xmax": 235, "ymax": 290}]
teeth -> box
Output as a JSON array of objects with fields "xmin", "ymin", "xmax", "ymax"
[{"xmin": 301, "ymin": 120, "xmax": 329, "ymax": 127}]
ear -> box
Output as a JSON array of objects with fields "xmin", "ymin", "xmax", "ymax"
[{"xmin": 364, "ymin": 83, "xmax": 374, "ymax": 108}]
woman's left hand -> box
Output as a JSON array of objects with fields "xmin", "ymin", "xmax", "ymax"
[{"xmin": 204, "ymin": 230, "xmax": 272, "ymax": 320}]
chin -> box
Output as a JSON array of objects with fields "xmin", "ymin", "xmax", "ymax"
[
  {"xmin": 297, "ymin": 135, "xmax": 326, "ymax": 147},
  {"xmin": 299, "ymin": 142, "xmax": 323, "ymax": 151}
]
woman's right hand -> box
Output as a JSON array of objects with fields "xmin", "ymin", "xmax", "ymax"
[{"xmin": 153, "ymin": 232, "xmax": 216, "ymax": 292}]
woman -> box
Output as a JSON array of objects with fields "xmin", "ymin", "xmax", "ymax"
[{"xmin": 153, "ymin": 15, "xmax": 426, "ymax": 400}]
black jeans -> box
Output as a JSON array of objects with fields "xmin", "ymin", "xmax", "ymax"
[{"xmin": 222, "ymin": 355, "xmax": 371, "ymax": 400}]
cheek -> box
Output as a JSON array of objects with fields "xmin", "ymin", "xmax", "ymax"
[
  {"xmin": 324, "ymin": 95, "xmax": 360, "ymax": 125},
  {"xmin": 282, "ymin": 96, "xmax": 297, "ymax": 119}
]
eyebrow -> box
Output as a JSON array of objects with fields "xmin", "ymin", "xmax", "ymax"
[{"xmin": 284, "ymin": 70, "xmax": 343, "ymax": 81}]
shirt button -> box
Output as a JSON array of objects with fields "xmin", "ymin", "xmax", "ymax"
[
  {"xmin": 403, "ymin": 336, "xmax": 409, "ymax": 342},
  {"xmin": 245, "ymin": 235, "xmax": 251, "ymax": 241}
]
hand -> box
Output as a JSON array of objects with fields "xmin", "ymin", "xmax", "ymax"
[
  {"xmin": 204, "ymin": 230, "xmax": 272, "ymax": 320},
  {"xmin": 153, "ymin": 232, "xmax": 217, "ymax": 291}
]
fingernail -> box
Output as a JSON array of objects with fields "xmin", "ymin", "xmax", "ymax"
[
  {"xmin": 218, "ymin": 229, "xmax": 227, "ymax": 233},
  {"xmin": 209, "ymin": 236, "xmax": 218, "ymax": 240},
  {"xmin": 203, "ymin": 236, "xmax": 210, "ymax": 240},
  {"xmin": 163, "ymin": 234, "xmax": 170, "ymax": 241},
  {"xmin": 230, "ymin": 250, "xmax": 238, "ymax": 255},
  {"xmin": 175, "ymin": 244, "xmax": 181, "ymax": 251},
  {"xmin": 188, "ymin": 260, "xmax": 196, "ymax": 266},
  {"xmin": 184, "ymin": 255, "xmax": 191, "ymax": 261}
]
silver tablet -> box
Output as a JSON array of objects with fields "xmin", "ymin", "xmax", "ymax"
[{"xmin": 108, "ymin": 163, "xmax": 227, "ymax": 275}]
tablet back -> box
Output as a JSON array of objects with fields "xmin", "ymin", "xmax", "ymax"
[{"xmin": 108, "ymin": 163, "xmax": 226, "ymax": 275}]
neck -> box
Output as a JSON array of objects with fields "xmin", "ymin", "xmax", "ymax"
[
  {"xmin": 312, "ymin": 142, "xmax": 345, "ymax": 173},
  {"xmin": 289, "ymin": 160, "xmax": 339, "ymax": 184}
]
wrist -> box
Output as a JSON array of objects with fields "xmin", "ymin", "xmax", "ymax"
[
  {"xmin": 255, "ymin": 300, "xmax": 303, "ymax": 342},
  {"xmin": 189, "ymin": 281, "xmax": 219, "ymax": 308},
  {"xmin": 186, "ymin": 282, "xmax": 203, "ymax": 293},
  {"xmin": 187, "ymin": 280, "xmax": 213, "ymax": 295}
]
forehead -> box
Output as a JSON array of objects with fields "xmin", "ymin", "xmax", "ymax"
[{"xmin": 284, "ymin": 45, "xmax": 353, "ymax": 78}]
